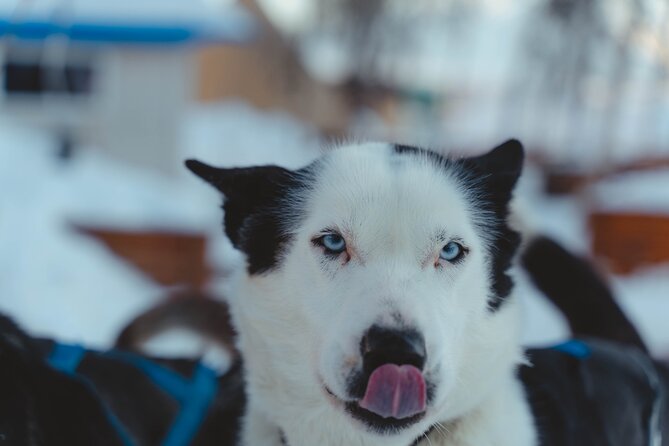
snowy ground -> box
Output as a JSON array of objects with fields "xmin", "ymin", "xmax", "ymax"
[
  {"xmin": 0, "ymin": 102, "xmax": 320, "ymax": 350},
  {"xmin": 514, "ymin": 164, "xmax": 669, "ymax": 357},
  {"xmin": 1, "ymin": 101, "xmax": 669, "ymax": 364}
]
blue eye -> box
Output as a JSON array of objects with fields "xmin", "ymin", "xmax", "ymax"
[
  {"xmin": 440, "ymin": 241, "xmax": 465, "ymax": 262},
  {"xmin": 320, "ymin": 234, "xmax": 346, "ymax": 254}
]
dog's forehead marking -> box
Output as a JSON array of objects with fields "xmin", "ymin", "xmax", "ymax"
[{"xmin": 303, "ymin": 143, "xmax": 478, "ymax": 256}]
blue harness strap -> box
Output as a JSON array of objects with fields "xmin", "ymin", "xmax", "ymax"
[
  {"xmin": 46, "ymin": 343, "xmax": 220, "ymax": 446},
  {"xmin": 104, "ymin": 350, "xmax": 220, "ymax": 446},
  {"xmin": 162, "ymin": 364, "xmax": 219, "ymax": 446},
  {"xmin": 47, "ymin": 343, "xmax": 135, "ymax": 446},
  {"xmin": 47, "ymin": 343, "xmax": 86, "ymax": 374},
  {"xmin": 550, "ymin": 339, "xmax": 591, "ymax": 358}
]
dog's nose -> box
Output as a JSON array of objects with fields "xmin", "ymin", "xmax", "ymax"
[{"xmin": 361, "ymin": 325, "xmax": 426, "ymax": 374}]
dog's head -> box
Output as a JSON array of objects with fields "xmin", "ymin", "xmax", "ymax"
[{"xmin": 187, "ymin": 140, "xmax": 524, "ymax": 442}]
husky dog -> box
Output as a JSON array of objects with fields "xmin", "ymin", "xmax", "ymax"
[
  {"xmin": 187, "ymin": 140, "xmax": 669, "ymax": 446},
  {"xmin": 4, "ymin": 139, "xmax": 665, "ymax": 445},
  {"xmin": 187, "ymin": 140, "xmax": 535, "ymax": 446}
]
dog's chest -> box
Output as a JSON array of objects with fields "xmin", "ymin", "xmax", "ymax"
[{"xmin": 416, "ymin": 379, "xmax": 537, "ymax": 446}]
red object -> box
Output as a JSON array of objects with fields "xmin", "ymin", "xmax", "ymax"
[
  {"xmin": 590, "ymin": 212, "xmax": 669, "ymax": 275},
  {"xmin": 76, "ymin": 226, "xmax": 210, "ymax": 288}
]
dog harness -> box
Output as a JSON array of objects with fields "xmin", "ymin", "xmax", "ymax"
[
  {"xmin": 47, "ymin": 339, "xmax": 664, "ymax": 446},
  {"xmin": 46, "ymin": 342, "xmax": 219, "ymax": 446}
]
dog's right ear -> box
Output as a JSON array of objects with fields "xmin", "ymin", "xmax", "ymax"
[{"xmin": 185, "ymin": 160, "xmax": 299, "ymax": 269}]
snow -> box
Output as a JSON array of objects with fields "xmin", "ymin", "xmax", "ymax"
[
  {"xmin": 590, "ymin": 169, "xmax": 669, "ymax": 214},
  {"xmin": 516, "ymin": 164, "xmax": 669, "ymax": 356},
  {"xmin": 519, "ymin": 253, "xmax": 669, "ymax": 357},
  {"xmin": 613, "ymin": 267, "xmax": 669, "ymax": 357},
  {"xmin": 140, "ymin": 327, "xmax": 232, "ymax": 373},
  {"xmin": 183, "ymin": 101, "xmax": 321, "ymax": 169},
  {"xmin": 0, "ymin": 102, "xmax": 321, "ymax": 351},
  {"xmin": 0, "ymin": 121, "xmax": 162, "ymax": 347}
]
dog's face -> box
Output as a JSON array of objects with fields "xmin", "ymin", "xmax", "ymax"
[{"xmin": 187, "ymin": 140, "xmax": 524, "ymax": 443}]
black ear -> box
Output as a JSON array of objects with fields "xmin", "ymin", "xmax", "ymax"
[
  {"xmin": 461, "ymin": 139, "xmax": 524, "ymax": 202},
  {"xmin": 185, "ymin": 159, "xmax": 301, "ymax": 273},
  {"xmin": 471, "ymin": 139, "xmax": 524, "ymax": 176},
  {"xmin": 185, "ymin": 159, "xmax": 291, "ymax": 196},
  {"xmin": 458, "ymin": 140, "xmax": 524, "ymax": 310},
  {"xmin": 185, "ymin": 159, "xmax": 230, "ymax": 192}
]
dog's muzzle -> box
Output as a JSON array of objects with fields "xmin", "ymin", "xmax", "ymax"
[{"xmin": 344, "ymin": 325, "xmax": 428, "ymax": 428}]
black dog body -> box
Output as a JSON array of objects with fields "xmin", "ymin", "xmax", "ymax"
[
  {"xmin": 0, "ymin": 316, "xmax": 123, "ymax": 446},
  {"xmin": 521, "ymin": 338, "xmax": 668, "ymax": 446},
  {"xmin": 521, "ymin": 237, "xmax": 669, "ymax": 446},
  {"xmin": 0, "ymin": 315, "xmax": 244, "ymax": 446}
]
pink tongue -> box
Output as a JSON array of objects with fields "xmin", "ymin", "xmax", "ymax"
[{"xmin": 359, "ymin": 364, "xmax": 426, "ymax": 419}]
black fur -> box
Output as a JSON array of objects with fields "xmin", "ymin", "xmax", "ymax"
[
  {"xmin": 0, "ymin": 315, "xmax": 123, "ymax": 446},
  {"xmin": 520, "ymin": 340, "xmax": 668, "ymax": 446},
  {"xmin": 457, "ymin": 140, "xmax": 523, "ymax": 310},
  {"xmin": 395, "ymin": 140, "xmax": 524, "ymax": 310},
  {"xmin": 521, "ymin": 236, "xmax": 648, "ymax": 352},
  {"xmin": 520, "ymin": 237, "xmax": 669, "ymax": 446},
  {"xmin": 185, "ymin": 160, "xmax": 310, "ymax": 274}
]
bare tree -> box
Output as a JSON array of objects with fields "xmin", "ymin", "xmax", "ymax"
[
  {"xmin": 307, "ymin": 0, "xmax": 479, "ymax": 84},
  {"xmin": 509, "ymin": 0, "xmax": 654, "ymax": 164}
]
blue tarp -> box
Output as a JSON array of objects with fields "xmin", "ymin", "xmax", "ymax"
[{"xmin": 0, "ymin": 10, "xmax": 256, "ymax": 45}]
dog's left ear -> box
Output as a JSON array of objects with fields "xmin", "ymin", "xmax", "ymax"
[{"xmin": 461, "ymin": 139, "xmax": 524, "ymax": 202}]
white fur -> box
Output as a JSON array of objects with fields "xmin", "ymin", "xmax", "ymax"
[{"xmin": 225, "ymin": 143, "xmax": 536, "ymax": 446}]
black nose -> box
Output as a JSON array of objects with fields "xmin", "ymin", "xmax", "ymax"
[{"xmin": 361, "ymin": 325, "xmax": 426, "ymax": 375}]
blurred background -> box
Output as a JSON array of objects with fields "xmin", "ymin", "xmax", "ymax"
[{"xmin": 1, "ymin": 0, "xmax": 669, "ymax": 364}]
